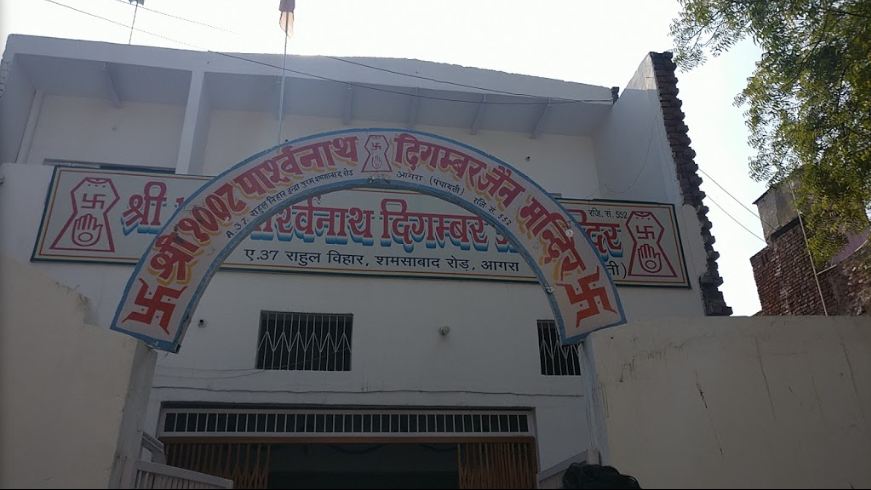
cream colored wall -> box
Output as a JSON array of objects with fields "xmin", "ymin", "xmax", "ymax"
[
  {"xmin": 24, "ymin": 94, "xmax": 184, "ymax": 169},
  {"xmin": 200, "ymin": 111, "xmax": 602, "ymax": 199},
  {"xmin": 587, "ymin": 316, "xmax": 871, "ymax": 489},
  {"xmin": 0, "ymin": 256, "xmax": 156, "ymax": 489}
]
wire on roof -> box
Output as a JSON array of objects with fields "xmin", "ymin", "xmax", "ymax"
[
  {"xmin": 706, "ymin": 195, "xmax": 766, "ymax": 243},
  {"xmin": 111, "ymin": 0, "xmax": 239, "ymax": 34},
  {"xmin": 48, "ymin": 0, "xmax": 612, "ymax": 105}
]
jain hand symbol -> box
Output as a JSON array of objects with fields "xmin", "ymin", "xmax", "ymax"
[{"xmin": 71, "ymin": 214, "xmax": 103, "ymax": 247}]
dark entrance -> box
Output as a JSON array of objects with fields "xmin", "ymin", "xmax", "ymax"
[
  {"xmin": 165, "ymin": 440, "xmax": 538, "ymax": 489},
  {"xmin": 268, "ymin": 444, "xmax": 458, "ymax": 489}
]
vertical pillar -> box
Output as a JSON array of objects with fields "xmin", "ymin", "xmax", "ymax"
[{"xmin": 175, "ymin": 70, "xmax": 209, "ymax": 175}]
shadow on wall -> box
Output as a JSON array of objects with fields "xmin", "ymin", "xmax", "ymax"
[{"xmin": 0, "ymin": 256, "xmax": 156, "ymax": 488}]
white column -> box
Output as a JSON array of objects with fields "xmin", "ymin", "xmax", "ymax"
[{"xmin": 175, "ymin": 70, "xmax": 209, "ymax": 175}]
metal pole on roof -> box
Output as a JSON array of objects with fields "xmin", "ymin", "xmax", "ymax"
[
  {"xmin": 277, "ymin": 1, "xmax": 295, "ymax": 144},
  {"xmin": 277, "ymin": 34, "xmax": 288, "ymax": 144},
  {"xmin": 128, "ymin": 0, "xmax": 143, "ymax": 45}
]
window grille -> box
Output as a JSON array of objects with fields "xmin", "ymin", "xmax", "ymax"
[
  {"xmin": 256, "ymin": 311, "xmax": 352, "ymax": 371},
  {"xmin": 159, "ymin": 408, "xmax": 533, "ymax": 438},
  {"xmin": 537, "ymin": 320, "xmax": 582, "ymax": 376}
]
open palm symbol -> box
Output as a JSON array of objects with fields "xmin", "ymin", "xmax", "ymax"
[
  {"xmin": 638, "ymin": 244, "xmax": 662, "ymax": 273},
  {"xmin": 71, "ymin": 214, "xmax": 103, "ymax": 247}
]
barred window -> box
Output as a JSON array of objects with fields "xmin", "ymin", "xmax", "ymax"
[
  {"xmin": 537, "ymin": 320, "xmax": 582, "ymax": 376},
  {"xmin": 256, "ymin": 311, "xmax": 352, "ymax": 371}
]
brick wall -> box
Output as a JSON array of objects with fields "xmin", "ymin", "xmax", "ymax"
[
  {"xmin": 650, "ymin": 52, "xmax": 731, "ymax": 316},
  {"xmin": 820, "ymin": 240, "xmax": 871, "ymax": 315},
  {"xmin": 751, "ymin": 218, "xmax": 871, "ymax": 315},
  {"xmin": 751, "ymin": 220, "xmax": 826, "ymax": 315}
]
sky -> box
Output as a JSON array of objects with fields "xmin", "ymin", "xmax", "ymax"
[{"xmin": 0, "ymin": 0, "xmax": 768, "ymax": 315}]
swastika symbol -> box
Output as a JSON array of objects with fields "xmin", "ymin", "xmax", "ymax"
[
  {"xmin": 557, "ymin": 269, "xmax": 616, "ymax": 328},
  {"xmin": 123, "ymin": 279, "xmax": 187, "ymax": 334}
]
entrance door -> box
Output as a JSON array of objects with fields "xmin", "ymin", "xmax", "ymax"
[
  {"xmin": 165, "ymin": 441, "xmax": 537, "ymax": 489},
  {"xmin": 160, "ymin": 407, "xmax": 540, "ymax": 488}
]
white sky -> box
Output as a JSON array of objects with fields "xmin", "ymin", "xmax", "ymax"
[{"xmin": 0, "ymin": 0, "xmax": 768, "ymax": 315}]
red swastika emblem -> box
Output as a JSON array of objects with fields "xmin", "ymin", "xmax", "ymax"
[
  {"xmin": 557, "ymin": 269, "xmax": 616, "ymax": 327},
  {"xmin": 123, "ymin": 279, "xmax": 187, "ymax": 334}
]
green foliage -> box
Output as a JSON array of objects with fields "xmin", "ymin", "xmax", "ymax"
[{"xmin": 671, "ymin": 0, "xmax": 871, "ymax": 265}]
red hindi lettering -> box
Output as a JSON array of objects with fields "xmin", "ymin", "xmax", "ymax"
[
  {"xmin": 518, "ymin": 196, "xmax": 560, "ymax": 236},
  {"xmin": 214, "ymin": 183, "xmax": 248, "ymax": 214},
  {"xmin": 331, "ymin": 136, "xmax": 359, "ymax": 162},
  {"xmin": 233, "ymin": 164, "xmax": 277, "ymax": 197},
  {"xmin": 296, "ymin": 141, "xmax": 337, "ymax": 170},
  {"xmin": 149, "ymin": 233, "xmax": 200, "ymax": 284},
  {"xmin": 122, "ymin": 181, "xmax": 168, "ymax": 234},
  {"xmin": 477, "ymin": 166, "xmax": 525, "ymax": 207}
]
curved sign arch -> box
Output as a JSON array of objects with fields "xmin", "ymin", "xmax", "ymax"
[{"xmin": 112, "ymin": 129, "xmax": 625, "ymax": 352}]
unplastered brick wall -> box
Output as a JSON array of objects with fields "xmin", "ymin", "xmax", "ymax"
[
  {"xmin": 650, "ymin": 51, "xmax": 731, "ymax": 316},
  {"xmin": 751, "ymin": 218, "xmax": 870, "ymax": 316},
  {"xmin": 820, "ymin": 240, "xmax": 871, "ymax": 315},
  {"xmin": 750, "ymin": 219, "xmax": 826, "ymax": 315}
]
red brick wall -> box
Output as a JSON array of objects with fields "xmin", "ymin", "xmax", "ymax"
[
  {"xmin": 751, "ymin": 220, "xmax": 826, "ymax": 315},
  {"xmin": 820, "ymin": 241, "xmax": 871, "ymax": 315},
  {"xmin": 752, "ymin": 219, "xmax": 871, "ymax": 316}
]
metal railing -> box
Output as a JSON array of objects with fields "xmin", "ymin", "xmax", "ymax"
[{"xmin": 134, "ymin": 461, "xmax": 233, "ymax": 489}]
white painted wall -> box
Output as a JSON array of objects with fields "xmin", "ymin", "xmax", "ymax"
[
  {"xmin": 594, "ymin": 55, "xmax": 709, "ymax": 306},
  {"xmin": 0, "ymin": 255, "xmax": 156, "ymax": 489},
  {"xmin": 0, "ymin": 56, "xmax": 35, "ymax": 163},
  {"xmin": 595, "ymin": 55, "xmax": 681, "ymax": 205},
  {"xmin": 0, "ymin": 38, "xmax": 717, "ymax": 478},
  {"xmin": 587, "ymin": 315, "xmax": 871, "ymax": 489},
  {"xmin": 23, "ymin": 94, "xmax": 184, "ymax": 169},
  {"xmin": 200, "ymin": 110, "xmax": 601, "ymax": 198}
]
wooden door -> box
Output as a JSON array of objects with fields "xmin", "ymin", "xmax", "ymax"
[
  {"xmin": 165, "ymin": 443, "xmax": 271, "ymax": 489},
  {"xmin": 458, "ymin": 441, "xmax": 538, "ymax": 489}
]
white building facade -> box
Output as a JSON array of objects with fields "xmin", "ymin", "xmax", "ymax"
[{"xmin": 0, "ymin": 35, "xmax": 729, "ymax": 487}]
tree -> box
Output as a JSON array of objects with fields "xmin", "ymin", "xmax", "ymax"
[{"xmin": 670, "ymin": 0, "xmax": 871, "ymax": 265}]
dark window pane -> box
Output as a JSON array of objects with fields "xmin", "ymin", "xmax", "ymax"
[
  {"xmin": 538, "ymin": 320, "xmax": 581, "ymax": 376},
  {"xmin": 164, "ymin": 413, "xmax": 176, "ymax": 433},
  {"xmin": 256, "ymin": 312, "xmax": 353, "ymax": 372}
]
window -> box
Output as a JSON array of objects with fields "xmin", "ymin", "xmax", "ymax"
[
  {"xmin": 159, "ymin": 408, "xmax": 534, "ymax": 437},
  {"xmin": 537, "ymin": 320, "xmax": 582, "ymax": 376},
  {"xmin": 256, "ymin": 311, "xmax": 352, "ymax": 371}
]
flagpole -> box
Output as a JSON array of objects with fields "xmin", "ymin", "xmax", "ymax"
[
  {"xmin": 129, "ymin": 1, "xmax": 139, "ymax": 45},
  {"xmin": 277, "ymin": 1, "xmax": 294, "ymax": 145},
  {"xmin": 277, "ymin": 32, "xmax": 288, "ymax": 145}
]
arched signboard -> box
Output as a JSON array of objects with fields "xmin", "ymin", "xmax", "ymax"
[{"xmin": 112, "ymin": 129, "xmax": 626, "ymax": 352}]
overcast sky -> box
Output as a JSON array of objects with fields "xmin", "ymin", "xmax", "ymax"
[{"xmin": 1, "ymin": 0, "xmax": 768, "ymax": 315}]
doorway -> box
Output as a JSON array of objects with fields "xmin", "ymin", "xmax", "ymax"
[{"xmin": 164, "ymin": 440, "xmax": 538, "ymax": 489}]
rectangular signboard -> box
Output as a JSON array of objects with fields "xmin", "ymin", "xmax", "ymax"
[{"xmin": 33, "ymin": 167, "xmax": 689, "ymax": 287}]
